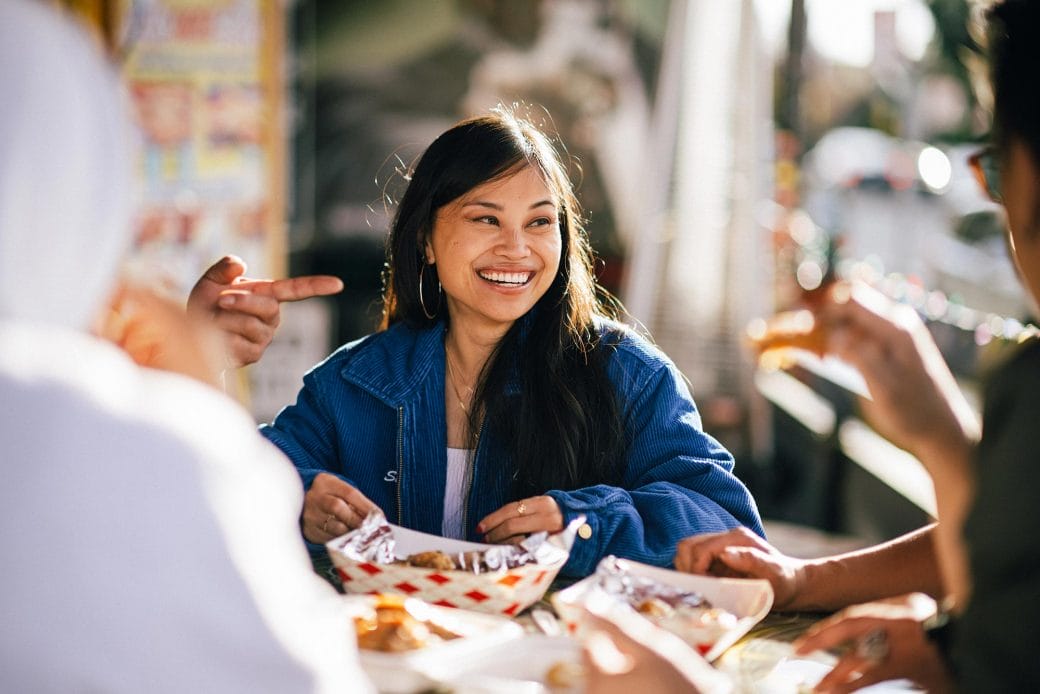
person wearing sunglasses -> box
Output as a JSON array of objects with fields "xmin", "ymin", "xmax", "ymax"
[{"xmin": 586, "ymin": 0, "xmax": 1040, "ymax": 691}]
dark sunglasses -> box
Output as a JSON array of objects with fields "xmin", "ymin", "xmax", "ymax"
[{"xmin": 968, "ymin": 146, "xmax": 1002, "ymax": 203}]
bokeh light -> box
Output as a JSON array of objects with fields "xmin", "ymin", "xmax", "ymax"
[{"xmin": 917, "ymin": 146, "xmax": 952, "ymax": 191}]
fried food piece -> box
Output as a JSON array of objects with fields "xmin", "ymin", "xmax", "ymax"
[
  {"xmin": 406, "ymin": 550, "xmax": 457, "ymax": 571},
  {"xmin": 746, "ymin": 309, "xmax": 828, "ymax": 358},
  {"xmin": 353, "ymin": 597, "xmax": 462, "ymax": 652},
  {"xmin": 636, "ymin": 597, "xmax": 675, "ymax": 619},
  {"xmin": 354, "ymin": 604, "xmax": 431, "ymax": 652},
  {"xmin": 545, "ymin": 660, "xmax": 585, "ymax": 690}
]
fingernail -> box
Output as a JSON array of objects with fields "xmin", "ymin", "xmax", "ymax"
[
  {"xmin": 218, "ymin": 295, "xmax": 235, "ymax": 307},
  {"xmin": 475, "ymin": 523, "xmax": 485, "ymax": 534}
]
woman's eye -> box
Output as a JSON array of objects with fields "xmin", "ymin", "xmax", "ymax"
[
  {"xmin": 474, "ymin": 215, "xmax": 498, "ymax": 225},
  {"xmin": 528, "ymin": 217, "xmax": 556, "ymax": 230}
]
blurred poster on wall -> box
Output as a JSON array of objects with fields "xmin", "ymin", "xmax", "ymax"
[{"xmin": 118, "ymin": 0, "xmax": 285, "ymax": 296}]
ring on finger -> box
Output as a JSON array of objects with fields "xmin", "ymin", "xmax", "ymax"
[
  {"xmin": 856, "ymin": 628, "xmax": 889, "ymax": 663},
  {"xmin": 517, "ymin": 501, "xmax": 527, "ymax": 516},
  {"xmin": 321, "ymin": 513, "xmax": 335, "ymax": 534}
]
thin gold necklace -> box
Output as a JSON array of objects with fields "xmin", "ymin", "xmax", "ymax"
[{"xmin": 444, "ymin": 347, "xmax": 473, "ymax": 413}]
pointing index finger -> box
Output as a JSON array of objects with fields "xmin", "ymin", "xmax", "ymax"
[
  {"xmin": 272, "ymin": 275, "xmax": 344, "ymax": 302},
  {"xmin": 234, "ymin": 275, "xmax": 344, "ymax": 302}
]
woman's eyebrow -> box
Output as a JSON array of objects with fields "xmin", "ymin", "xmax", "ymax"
[{"xmin": 461, "ymin": 199, "xmax": 556, "ymax": 210}]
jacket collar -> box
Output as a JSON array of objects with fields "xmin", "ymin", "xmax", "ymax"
[{"xmin": 337, "ymin": 320, "xmax": 446, "ymax": 406}]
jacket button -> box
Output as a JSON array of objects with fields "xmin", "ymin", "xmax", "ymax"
[{"xmin": 577, "ymin": 523, "xmax": 592, "ymax": 540}]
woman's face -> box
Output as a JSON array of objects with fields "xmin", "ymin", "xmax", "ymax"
[
  {"xmin": 425, "ymin": 165, "xmax": 562, "ymax": 337},
  {"xmin": 1001, "ymin": 138, "xmax": 1040, "ymax": 306}
]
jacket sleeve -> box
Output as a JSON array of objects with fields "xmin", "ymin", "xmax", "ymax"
[
  {"xmin": 259, "ymin": 364, "xmax": 353, "ymax": 492},
  {"xmin": 547, "ymin": 355, "xmax": 764, "ymax": 578},
  {"xmin": 259, "ymin": 365, "xmax": 363, "ymax": 556}
]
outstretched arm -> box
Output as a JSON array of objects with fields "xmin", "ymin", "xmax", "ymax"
[
  {"xmin": 675, "ymin": 525, "xmax": 944, "ymax": 612},
  {"xmin": 818, "ymin": 282, "xmax": 977, "ymax": 608}
]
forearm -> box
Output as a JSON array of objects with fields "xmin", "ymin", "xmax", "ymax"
[
  {"xmin": 914, "ymin": 438, "xmax": 976, "ymax": 611},
  {"xmin": 790, "ymin": 525, "xmax": 943, "ymax": 612}
]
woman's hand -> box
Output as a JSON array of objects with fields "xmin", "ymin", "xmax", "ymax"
[
  {"xmin": 187, "ymin": 255, "xmax": 343, "ymax": 368},
  {"xmin": 794, "ymin": 594, "xmax": 953, "ymax": 693},
  {"xmin": 674, "ymin": 528, "xmax": 807, "ymax": 610},
  {"xmin": 476, "ymin": 495, "xmax": 563, "ymax": 544},
  {"xmin": 301, "ymin": 472, "xmax": 381, "ymax": 544}
]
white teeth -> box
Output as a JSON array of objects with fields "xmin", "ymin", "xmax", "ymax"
[{"xmin": 479, "ymin": 270, "xmax": 531, "ymax": 285}]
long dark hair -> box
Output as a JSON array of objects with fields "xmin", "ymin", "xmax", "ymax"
[{"xmin": 381, "ymin": 109, "xmax": 627, "ymax": 494}]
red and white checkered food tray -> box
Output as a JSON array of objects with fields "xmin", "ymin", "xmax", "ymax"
[
  {"xmin": 552, "ymin": 557, "xmax": 773, "ymax": 661},
  {"xmin": 328, "ymin": 524, "xmax": 567, "ymax": 616}
]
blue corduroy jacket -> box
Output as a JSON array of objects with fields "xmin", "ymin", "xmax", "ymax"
[{"xmin": 260, "ymin": 318, "xmax": 764, "ymax": 577}]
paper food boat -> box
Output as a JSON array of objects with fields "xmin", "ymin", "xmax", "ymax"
[
  {"xmin": 424, "ymin": 634, "xmax": 584, "ymax": 694},
  {"xmin": 552, "ymin": 557, "xmax": 773, "ymax": 661},
  {"xmin": 340, "ymin": 594, "xmax": 526, "ymax": 694},
  {"xmin": 328, "ymin": 522, "xmax": 574, "ymax": 616}
]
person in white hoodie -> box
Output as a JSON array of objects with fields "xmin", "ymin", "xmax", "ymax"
[{"xmin": 0, "ymin": 2, "xmax": 372, "ymax": 692}]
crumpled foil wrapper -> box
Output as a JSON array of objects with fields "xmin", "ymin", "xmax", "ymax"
[
  {"xmin": 335, "ymin": 510, "xmax": 397, "ymax": 565},
  {"xmin": 335, "ymin": 511, "xmax": 583, "ymax": 575},
  {"xmin": 591, "ymin": 555, "xmax": 713, "ymax": 609}
]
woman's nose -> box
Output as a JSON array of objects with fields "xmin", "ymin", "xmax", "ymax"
[{"xmin": 496, "ymin": 226, "xmax": 529, "ymax": 258}]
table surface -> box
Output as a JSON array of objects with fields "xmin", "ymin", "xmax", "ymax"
[{"xmin": 323, "ymin": 557, "xmax": 919, "ymax": 693}]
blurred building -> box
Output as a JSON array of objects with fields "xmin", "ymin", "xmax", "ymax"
[{"xmin": 621, "ymin": 0, "xmax": 775, "ymax": 464}]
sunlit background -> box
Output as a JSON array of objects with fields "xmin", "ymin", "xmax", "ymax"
[{"xmin": 64, "ymin": 0, "xmax": 1018, "ymax": 553}]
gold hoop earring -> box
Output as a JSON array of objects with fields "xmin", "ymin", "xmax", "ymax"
[{"xmin": 419, "ymin": 264, "xmax": 440, "ymax": 320}]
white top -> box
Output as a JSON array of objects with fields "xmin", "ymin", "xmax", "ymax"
[{"xmin": 442, "ymin": 447, "xmax": 473, "ymax": 539}]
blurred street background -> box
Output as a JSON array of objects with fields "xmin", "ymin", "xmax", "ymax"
[{"xmin": 67, "ymin": 0, "xmax": 1024, "ymax": 552}]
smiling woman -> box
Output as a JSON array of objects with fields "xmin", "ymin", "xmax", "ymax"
[{"xmin": 260, "ymin": 108, "xmax": 764, "ymax": 578}]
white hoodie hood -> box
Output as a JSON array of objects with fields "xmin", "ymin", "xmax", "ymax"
[{"xmin": 0, "ymin": 0, "xmax": 135, "ymax": 331}]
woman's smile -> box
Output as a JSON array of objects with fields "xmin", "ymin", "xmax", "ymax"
[{"xmin": 476, "ymin": 269, "xmax": 535, "ymax": 287}]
